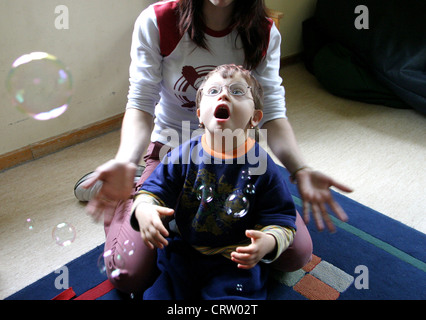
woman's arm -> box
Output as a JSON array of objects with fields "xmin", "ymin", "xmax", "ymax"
[
  {"xmin": 262, "ymin": 117, "xmax": 306, "ymax": 174},
  {"xmin": 115, "ymin": 108, "xmax": 154, "ymax": 164},
  {"xmin": 84, "ymin": 5, "xmax": 161, "ymax": 217}
]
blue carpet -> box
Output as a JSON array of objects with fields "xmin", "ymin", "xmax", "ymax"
[{"xmin": 6, "ymin": 168, "xmax": 426, "ymax": 300}]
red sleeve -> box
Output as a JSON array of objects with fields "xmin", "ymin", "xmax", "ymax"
[
  {"xmin": 263, "ymin": 17, "xmax": 274, "ymax": 58},
  {"xmin": 154, "ymin": 0, "xmax": 183, "ymax": 57}
]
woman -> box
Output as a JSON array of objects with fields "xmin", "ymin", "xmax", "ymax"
[{"xmin": 78, "ymin": 0, "xmax": 352, "ymax": 294}]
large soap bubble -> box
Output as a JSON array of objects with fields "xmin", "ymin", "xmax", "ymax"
[{"xmin": 6, "ymin": 52, "xmax": 72, "ymax": 120}]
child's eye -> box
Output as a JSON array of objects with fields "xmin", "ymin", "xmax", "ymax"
[
  {"xmin": 206, "ymin": 86, "xmax": 220, "ymax": 95},
  {"xmin": 229, "ymin": 84, "xmax": 246, "ymax": 95},
  {"xmin": 231, "ymin": 88, "xmax": 244, "ymax": 95}
]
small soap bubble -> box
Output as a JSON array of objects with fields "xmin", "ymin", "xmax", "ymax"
[
  {"xmin": 25, "ymin": 218, "xmax": 35, "ymax": 230},
  {"xmin": 97, "ymin": 249, "xmax": 125, "ymax": 278},
  {"xmin": 52, "ymin": 222, "xmax": 76, "ymax": 246},
  {"xmin": 240, "ymin": 170, "xmax": 252, "ymax": 181},
  {"xmin": 97, "ymin": 250, "xmax": 111, "ymax": 275},
  {"xmin": 243, "ymin": 184, "xmax": 256, "ymax": 195},
  {"xmin": 6, "ymin": 52, "xmax": 72, "ymax": 120},
  {"xmin": 196, "ymin": 184, "xmax": 214, "ymax": 203},
  {"xmin": 110, "ymin": 268, "xmax": 121, "ymax": 279},
  {"xmin": 122, "ymin": 239, "xmax": 135, "ymax": 257},
  {"xmin": 224, "ymin": 191, "xmax": 249, "ymax": 218},
  {"xmin": 115, "ymin": 253, "xmax": 126, "ymax": 270}
]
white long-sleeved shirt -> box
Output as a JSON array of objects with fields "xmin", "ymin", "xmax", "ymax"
[{"xmin": 126, "ymin": 0, "xmax": 286, "ymax": 147}]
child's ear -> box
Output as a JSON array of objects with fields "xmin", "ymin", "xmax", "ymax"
[
  {"xmin": 197, "ymin": 108, "xmax": 201, "ymax": 119},
  {"xmin": 251, "ymin": 110, "xmax": 263, "ymax": 127}
]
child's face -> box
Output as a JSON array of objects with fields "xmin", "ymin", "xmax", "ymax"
[{"xmin": 197, "ymin": 72, "xmax": 263, "ymax": 134}]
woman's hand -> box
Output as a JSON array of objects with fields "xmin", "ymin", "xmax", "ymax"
[
  {"xmin": 84, "ymin": 160, "xmax": 137, "ymax": 221},
  {"xmin": 295, "ymin": 168, "xmax": 353, "ymax": 232}
]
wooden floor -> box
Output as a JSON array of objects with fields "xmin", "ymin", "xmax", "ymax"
[{"xmin": 1, "ymin": 62, "xmax": 425, "ymax": 299}]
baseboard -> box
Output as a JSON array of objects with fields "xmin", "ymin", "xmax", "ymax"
[{"xmin": 0, "ymin": 113, "xmax": 124, "ymax": 172}]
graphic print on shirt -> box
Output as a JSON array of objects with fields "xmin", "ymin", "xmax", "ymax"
[
  {"xmin": 177, "ymin": 167, "xmax": 255, "ymax": 246},
  {"xmin": 174, "ymin": 65, "xmax": 216, "ymax": 111}
]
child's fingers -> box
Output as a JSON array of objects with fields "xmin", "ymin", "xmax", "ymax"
[
  {"xmin": 140, "ymin": 217, "xmax": 170, "ymax": 249},
  {"xmin": 231, "ymin": 253, "xmax": 256, "ymax": 269},
  {"xmin": 231, "ymin": 251, "xmax": 256, "ymax": 266},
  {"xmin": 150, "ymin": 221, "xmax": 170, "ymax": 245},
  {"xmin": 235, "ymin": 245, "xmax": 254, "ymax": 254},
  {"xmin": 141, "ymin": 231, "xmax": 155, "ymax": 250},
  {"xmin": 143, "ymin": 228, "xmax": 168, "ymax": 249},
  {"xmin": 156, "ymin": 206, "xmax": 175, "ymax": 217},
  {"xmin": 231, "ymin": 251, "xmax": 250, "ymax": 260},
  {"xmin": 151, "ymin": 215, "xmax": 169, "ymax": 238},
  {"xmin": 233, "ymin": 230, "xmax": 263, "ymax": 254},
  {"xmin": 245, "ymin": 229, "xmax": 263, "ymax": 239},
  {"xmin": 136, "ymin": 205, "xmax": 174, "ymax": 250}
]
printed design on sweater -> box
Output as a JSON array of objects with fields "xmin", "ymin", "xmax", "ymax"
[
  {"xmin": 174, "ymin": 65, "xmax": 216, "ymax": 111},
  {"xmin": 178, "ymin": 167, "xmax": 254, "ymax": 242}
]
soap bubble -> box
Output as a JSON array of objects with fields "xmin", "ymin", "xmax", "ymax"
[
  {"xmin": 121, "ymin": 239, "xmax": 135, "ymax": 257},
  {"xmin": 25, "ymin": 218, "xmax": 35, "ymax": 230},
  {"xmin": 115, "ymin": 253, "xmax": 125, "ymax": 269},
  {"xmin": 243, "ymin": 183, "xmax": 256, "ymax": 195},
  {"xmin": 6, "ymin": 52, "xmax": 72, "ymax": 120},
  {"xmin": 224, "ymin": 191, "xmax": 249, "ymax": 218},
  {"xmin": 110, "ymin": 268, "xmax": 121, "ymax": 279},
  {"xmin": 196, "ymin": 184, "xmax": 214, "ymax": 203},
  {"xmin": 97, "ymin": 248, "xmax": 125, "ymax": 279},
  {"xmin": 240, "ymin": 170, "xmax": 252, "ymax": 181},
  {"xmin": 97, "ymin": 250, "xmax": 110, "ymax": 275},
  {"xmin": 52, "ymin": 222, "xmax": 76, "ymax": 246}
]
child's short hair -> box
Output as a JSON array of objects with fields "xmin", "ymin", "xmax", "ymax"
[{"xmin": 196, "ymin": 64, "xmax": 264, "ymax": 110}]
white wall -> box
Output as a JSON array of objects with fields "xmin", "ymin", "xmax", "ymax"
[
  {"xmin": 0, "ymin": 0, "xmax": 155, "ymax": 155},
  {"xmin": 265, "ymin": 0, "xmax": 317, "ymax": 57},
  {"xmin": 0, "ymin": 0, "xmax": 316, "ymax": 155}
]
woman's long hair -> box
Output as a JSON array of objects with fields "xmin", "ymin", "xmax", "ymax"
[{"xmin": 177, "ymin": 0, "xmax": 270, "ymax": 70}]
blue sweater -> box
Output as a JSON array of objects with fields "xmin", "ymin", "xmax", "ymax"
[{"xmin": 134, "ymin": 135, "xmax": 296, "ymax": 248}]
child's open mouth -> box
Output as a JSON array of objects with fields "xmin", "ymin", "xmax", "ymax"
[{"xmin": 214, "ymin": 104, "xmax": 230, "ymax": 120}]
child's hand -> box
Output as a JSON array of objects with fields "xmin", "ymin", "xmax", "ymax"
[
  {"xmin": 231, "ymin": 230, "xmax": 276, "ymax": 269},
  {"xmin": 135, "ymin": 204, "xmax": 174, "ymax": 250}
]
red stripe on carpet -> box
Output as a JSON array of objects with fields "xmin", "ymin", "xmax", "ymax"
[
  {"xmin": 52, "ymin": 287, "xmax": 76, "ymax": 300},
  {"xmin": 74, "ymin": 280, "xmax": 115, "ymax": 300}
]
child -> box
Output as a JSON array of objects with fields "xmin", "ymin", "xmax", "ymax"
[{"xmin": 130, "ymin": 64, "xmax": 297, "ymax": 299}]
